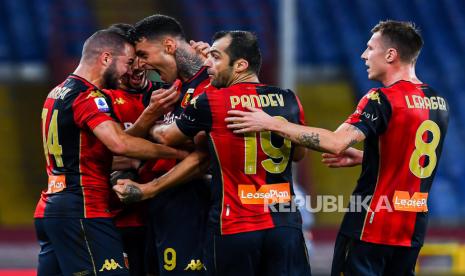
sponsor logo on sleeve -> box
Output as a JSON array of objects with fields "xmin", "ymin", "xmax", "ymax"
[
  {"xmin": 95, "ymin": 97, "xmax": 110, "ymax": 112},
  {"xmin": 86, "ymin": 90, "xmax": 106, "ymax": 99},
  {"xmin": 366, "ymin": 91, "xmax": 381, "ymax": 104},
  {"xmin": 114, "ymin": 97, "xmax": 126, "ymax": 105}
]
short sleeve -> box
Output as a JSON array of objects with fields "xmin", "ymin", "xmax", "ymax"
[
  {"xmin": 294, "ymin": 93, "xmax": 306, "ymax": 126},
  {"xmin": 345, "ymin": 89, "xmax": 392, "ymax": 137},
  {"xmin": 73, "ymin": 90, "xmax": 115, "ymax": 130},
  {"xmin": 175, "ymin": 92, "xmax": 212, "ymax": 137}
]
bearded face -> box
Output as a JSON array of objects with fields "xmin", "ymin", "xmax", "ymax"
[{"xmin": 102, "ymin": 60, "xmax": 120, "ymax": 89}]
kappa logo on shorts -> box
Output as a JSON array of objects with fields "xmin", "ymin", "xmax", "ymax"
[
  {"xmin": 99, "ymin": 259, "xmax": 123, "ymax": 272},
  {"xmin": 184, "ymin": 259, "xmax": 206, "ymax": 271}
]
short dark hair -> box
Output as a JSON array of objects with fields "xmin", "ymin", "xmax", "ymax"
[
  {"xmin": 133, "ymin": 14, "xmax": 186, "ymax": 42},
  {"xmin": 82, "ymin": 28, "xmax": 133, "ymax": 61},
  {"xmin": 212, "ymin": 30, "xmax": 262, "ymax": 74},
  {"xmin": 107, "ymin": 23, "xmax": 135, "ymax": 43},
  {"xmin": 372, "ymin": 20, "xmax": 423, "ymax": 63}
]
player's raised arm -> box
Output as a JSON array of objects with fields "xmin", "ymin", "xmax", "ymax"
[
  {"xmin": 113, "ymin": 132, "xmax": 210, "ymax": 203},
  {"xmin": 125, "ymin": 81, "xmax": 180, "ymax": 137},
  {"xmin": 93, "ymin": 120, "xmax": 187, "ymax": 160},
  {"xmin": 226, "ymin": 106, "xmax": 366, "ymax": 155},
  {"xmin": 150, "ymin": 121, "xmax": 191, "ymax": 146}
]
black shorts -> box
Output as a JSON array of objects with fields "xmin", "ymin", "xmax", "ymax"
[
  {"xmin": 147, "ymin": 183, "xmax": 210, "ymax": 275},
  {"xmin": 119, "ymin": 226, "xmax": 147, "ymax": 276},
  {"xmin": 35, "ymin": 217, "xmax": 129, "ymax": 276},
  {"xmin": 204, "ymin": 226, "xmax": 311, "ymax": 276},
  {"xmin": 145, "ymin": 221, "xmax": 159, "ymax": 275},
  {"xmin": 331, "ymin": 232, "xmax": 421, "ymax": 276}
]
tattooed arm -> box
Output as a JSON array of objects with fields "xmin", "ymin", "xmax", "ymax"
[
  {"xmin": 226, "ymin": 107, "xmax": 365, "ymax": 155},
  {"xmin": 112, "ymin": 135, "xmax": 210, "ymax": 204}
]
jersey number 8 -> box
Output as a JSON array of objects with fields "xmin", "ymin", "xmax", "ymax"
[{"xmin": 409, "ymin": 120, "xmax": 441, "ymax": 179}]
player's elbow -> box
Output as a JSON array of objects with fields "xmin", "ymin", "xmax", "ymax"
[
  {"xmin": 157, "ymin": 130, "xmax": 181, "ymax": 147},
  {"xmin": 107, "ymin": 136, "xmax": 131, "ymax": 156},
  {"xmin": 151, "ymin": 126, "xmax": 170, "ymax": 145},
  {"xmin": 156, "ymin": 134, "xmax": 170, "ymax": 146},
  {"xmin": 329, "ymin": 142, "xmax": 348, "ymax": 156},
  {"xmin": 108, "ymin": 143, "xmax": 128, "ymax": 156}
]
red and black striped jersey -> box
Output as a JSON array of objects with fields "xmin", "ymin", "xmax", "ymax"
[
  {"xmin": 138, "ymin": 66, "xmax": 214, "ymax": 181},
  {"xmin": 34, "ymin": 74, "xmax": 117, "ymax": 218},
  {"xmin": 104, "ymin": 81, "xmax": 164, "ymax": 227},
  {"xmin": 341, "ymin": 80, "xmax": 449, "ymax": 247},
  {"xmin": 176, "ymin": 82, "xmax": 306, "ymax": 235},
  {"xmin": 138, "ymin": 67, "xmax": 214, "ymax": 236}
]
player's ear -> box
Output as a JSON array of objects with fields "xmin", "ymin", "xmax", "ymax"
[
  {"xmin": 234, "ymin": 58, "xmax": 249, "ymax": 73},
  {"xmin": 100, "ymin": 52, "xmax": 113, "ymax": 67},
  {"xmin": 163, "ymin": 37, "xmax": 177, "ymax": 55},
  {"xmin": 385, "ymin": 48, "xmax": 397, "ymax": 63}
]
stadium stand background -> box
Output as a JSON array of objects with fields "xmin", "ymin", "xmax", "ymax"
[{"xmin": 0, "ymin": 0, "xmax": 464, "ymax": 274}]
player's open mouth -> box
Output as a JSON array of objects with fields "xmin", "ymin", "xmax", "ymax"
[{"xmin": 131, "ymin": 70, "xmax": 145, "ymax": 82}]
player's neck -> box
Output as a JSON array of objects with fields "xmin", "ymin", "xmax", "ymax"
[
  {"xmin": 176, "ymin": 43, "xmax": 204, "ymax": 82},
  {"xmin": 73, "ymin": 64, "xmax": 105, "ymax": 89},
  {"xmin": 381, "ymin": 64, "xmax": 421, "ymax": 87},
  {"xmin": 228, "ymin": 72, "xmax": 259, "ymax": 87}
]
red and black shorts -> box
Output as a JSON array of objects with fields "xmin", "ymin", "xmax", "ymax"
[
  {"xmin": 331, "ymin": 232, "xmax": 421, "ymax": 276},
  {"xmin": 204, "ymin": 226, "xmax": 311, "ymax": 276},
  {"xmin": 35, "ymin": 217, "xmax": 129, "ymax": 276}
]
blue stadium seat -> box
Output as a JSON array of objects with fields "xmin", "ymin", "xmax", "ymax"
[
  {"xmin": 0, "ymin": 3, "xmax": 13, "ymax": 63},
  {"xmin": 2, "ymin": 0, "xmax": 43, "ymax": 62}
]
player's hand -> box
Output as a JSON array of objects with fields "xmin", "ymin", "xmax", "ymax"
[
  {"xmin": 190, "ymin": 40, "xmax": 210, "ymax": 61},
  {"xmin": 321, "ymin": 147, "xmax": 363, "ymax": 168},
  {"xmin": 112, "ymin": 179, "xmax": 147, "ymax": 204},
  {"xmin": 174, "ymin": 140, "xmax": 195, "ymax": 153},
  {"xmin": 176, "ymin": 149, "xmax": 190, "ymax": 160},
  {"xmin": 225, "ymin": 106, "xmax": 275, "ymax": 133},
  {"xmin": 147, "ymin": 80, "xmax": 181, "ymax": 116},
  {"xmin": 110, "ymin": 170, "xmax": 138, "ymax": 186}
]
